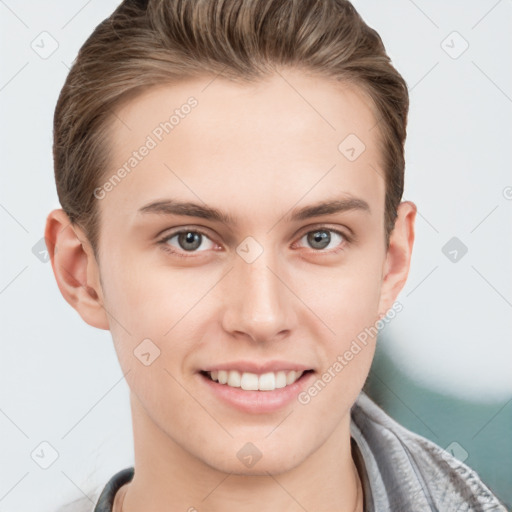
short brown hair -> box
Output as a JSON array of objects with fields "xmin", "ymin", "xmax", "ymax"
[{"xmin": 53, "ymin": 0, "xmax": 409, "ymax": 258}]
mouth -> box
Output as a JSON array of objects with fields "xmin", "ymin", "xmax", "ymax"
[{"xmin": 199, "ymin": 369, "xmax": 315, "ymax": 392}]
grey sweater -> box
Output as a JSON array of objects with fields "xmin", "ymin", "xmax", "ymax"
[{"xmin": 56, "ymin": 392, "xmax": 508, "ymax": 512}]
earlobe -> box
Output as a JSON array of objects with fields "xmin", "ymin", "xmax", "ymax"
[
  {"xmin": 44, "ymin": 209, "xmax": 110, "ymax": 330},
  {"xmin": 378, "ymin": 201, "xmax": 417, "ymax": 317}
]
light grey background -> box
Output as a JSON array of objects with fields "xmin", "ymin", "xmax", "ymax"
[{"xmin": 0, "ymin": 1, "xmax": 511, "ymax": 510}]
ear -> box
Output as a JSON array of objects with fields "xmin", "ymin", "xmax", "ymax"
[
  {"xmin": 377, "ymin": 201, "xmax": 417, "ymax": 317},
  {"xmin": 44, "ymin": 209, "xmax": 110, "ymax": 330}
]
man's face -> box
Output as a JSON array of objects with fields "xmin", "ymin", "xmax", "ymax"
[{"xmin": 94, "ymin": 69, "xmax": 391, "ymax": 474}]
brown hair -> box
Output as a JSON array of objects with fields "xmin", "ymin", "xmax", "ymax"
[{"xmin": 53, "ymin": 0, "xmax": 409, "ymax": 258}]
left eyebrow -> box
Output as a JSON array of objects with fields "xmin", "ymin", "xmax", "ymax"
[{"xmin": 285, "ymin": 197, "xmax": 371, "ymax": 222}]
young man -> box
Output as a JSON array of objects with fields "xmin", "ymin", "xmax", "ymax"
[{"xmin": 47, "ymin": 0, "xmax": 507, "ymax": 510}]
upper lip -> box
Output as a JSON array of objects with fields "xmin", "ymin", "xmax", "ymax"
[{"xmin": 201, "ymin": 360, "xmax": 313, "ymax": 374}]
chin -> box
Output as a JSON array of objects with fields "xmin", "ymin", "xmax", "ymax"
[
  {"xmin": 201, "ymin": 440, "xmax": 307, "ymax": 476},
  {"xmin": 212, "ymin": 457, "xmax": 299, "ymax": 477}
]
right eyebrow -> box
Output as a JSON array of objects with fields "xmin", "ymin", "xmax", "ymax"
[{"xmin": 137, "ymin": 199, "xmax": 236, "ymax": 224}]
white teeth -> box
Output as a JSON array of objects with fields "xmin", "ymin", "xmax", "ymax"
[
  {"xmin": 275, "ymin": 371, "xmax": 287, "ymax": 388},
  {"xmin": 206, "ymin": 369, "xmax": 306, "ymax": 391},
  {"xmin": 286, "ymin": 370, "xmax": 297, "ymax": 385},
  {"xmin": 227, "ymin": 370, "xmax": 241, "ymax": 387},
  {"xmin": 241, "ymin": 372, "xmax": 259, "ymax": 390},
  {"xmin": 258, "ymin": 372, "xmax": 275, "ymax": 391}
]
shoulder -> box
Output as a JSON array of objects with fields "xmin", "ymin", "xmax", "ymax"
[{"xmin": 350, "ymin": 392, "xmax": 507, "ymax": 511}]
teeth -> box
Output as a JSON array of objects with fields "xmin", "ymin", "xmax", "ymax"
[
  {"xmin": 275, "ymin": 371, "xmax": 287, "ymax": 389},
  {"xmin": 206, "ymin": 369, "xmax": 305, "ymax": 391},
  {"xmin": 258, "ymin": 372, "xmax": 275, "ymax": 391},
  {"xmin": 227, "ymin": 370, "xmax": 241, "ymax": 387},
  {"xmin": 286, "ymin": 370, "xmax": 297, "ymax": 385},
  {"xmin": 241, "ymin": 372, "xmax": 259, "ymax": 390}
]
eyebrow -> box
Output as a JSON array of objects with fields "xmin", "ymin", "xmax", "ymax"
[{"xmin": 137, "ymin": 196, "xmax": 371, "ymax": 225}]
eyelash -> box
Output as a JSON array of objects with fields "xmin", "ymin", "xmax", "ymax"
[{"xmin": 156, "ymin": 226, "xmax": 352, "ymax": 259}]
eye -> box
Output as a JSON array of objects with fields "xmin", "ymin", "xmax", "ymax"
[
  {"xmin": 295, "ymin": 227, "xmax": 349, "ymax": 253},
  {"xmin": 157, "ymin": 229, "xmax": 216, "ymax": 257},
  {"xmin": 157, "ymin": 226, "xmax": 351, "ymax": 259}
]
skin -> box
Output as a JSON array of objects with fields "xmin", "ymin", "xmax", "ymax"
[{"xmin": 46, "ymin": 68, "xmax": 416, "ymax": 511}]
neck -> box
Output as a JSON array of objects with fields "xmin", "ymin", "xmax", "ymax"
[{"xmin": 120, "ymin": 392, "xmax": 363, "ymax": 512}]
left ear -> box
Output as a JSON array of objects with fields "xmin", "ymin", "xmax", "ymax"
[{"xmin": 377, "ymin": 200, "xmax": 417, "ymax": 317}]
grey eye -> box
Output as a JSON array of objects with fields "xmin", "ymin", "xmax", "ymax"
[
  {"xmin": 301, "ymin": 229, "xmax": 344, "ymax": 251},
  {"xmin": 308, "ymin": 230, "xmax": 330, "ymax": 249},
  {"xmin": 177, "ymin": 231, "xmax": 202, "ymax": 251},
  {"xmin": 164, "ymin": 230, "xmax": 215, "ymax": 252}
]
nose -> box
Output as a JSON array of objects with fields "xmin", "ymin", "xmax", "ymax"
[{"xmin": 221, "ymin": 246, "xmax": 297, "ymax": 344}]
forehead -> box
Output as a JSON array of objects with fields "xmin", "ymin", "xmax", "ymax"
[{"xmin": 100, "ymin": 69, "xmax": 385, "ymax": 226}]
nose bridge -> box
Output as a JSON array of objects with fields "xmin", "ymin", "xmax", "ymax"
[{"xmin": 223, "ymin": 240, "xmax": 294, "ymax": 341}]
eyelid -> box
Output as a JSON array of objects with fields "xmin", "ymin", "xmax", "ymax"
[{"xmin": 156, "ymin": 224, "xmax": 215, "ymax": 240}]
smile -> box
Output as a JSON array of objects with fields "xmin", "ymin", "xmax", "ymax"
[{"xmin": 202, "ymin": 369, "xmax": 311, "ymax": 391}]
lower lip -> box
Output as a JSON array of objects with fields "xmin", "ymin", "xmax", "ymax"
[{"xmin": 198, "ymin": 371, "xmax": 316, "ymax": 414}]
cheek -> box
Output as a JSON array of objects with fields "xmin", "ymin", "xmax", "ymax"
[
  {"xmin": 99, "ymin": 253, "xmax": 214, "ymax": 375},
  {"xmin": 101, "ymin": 252, "xmax": 192, "ymax": 330},
  {"xmin": 296, "ymin": 250, "xmax": 383, "ymax": 399},
  {"xmin": 303, "ymin": 253, "xmax": 384, "ymax": 340},
  {"xmin": 297, "ymin": 264, "xmax": 382, "ymax": 419},
  {"xmin": 100, "ymin": 263, "xmax": 197, "ymax": 421}
]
